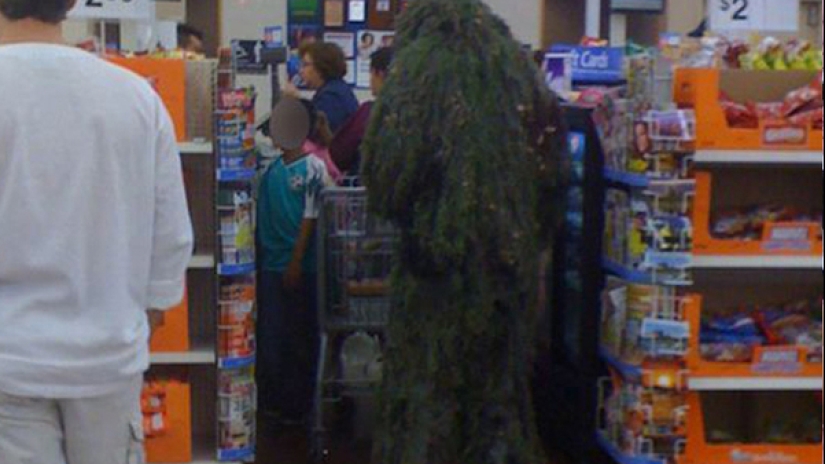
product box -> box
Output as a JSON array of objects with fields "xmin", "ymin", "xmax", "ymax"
[
  {"xmin": 149, "ymin": 289, "xmax": 189, "ymax": 353},
  {"xmin": 109, "ymin": 57, "xmax": 187, "ymax": 142},
  {"xmin": 673, "ymin": 69, "xmax": 822, "ymax": 152},
  {"xmin": 144, "ymin": 378, "xmax": 193, "ymax": 463}
]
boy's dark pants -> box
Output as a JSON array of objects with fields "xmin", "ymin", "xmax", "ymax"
[{"xmin": 257, "ymin": 271, "xmax": 319, "ymax": 421}]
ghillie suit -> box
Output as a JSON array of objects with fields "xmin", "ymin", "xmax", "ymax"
[{"xmin": 361, "ymin": 0, "xmax": 568, "ymax": 463}]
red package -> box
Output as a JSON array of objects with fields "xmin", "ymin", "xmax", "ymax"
[
  {"xmin": 783, "ymin": 82, "xmax": 822, "ymax": 117},
  {"xmin": 789, "ymin": 107, "xmax": 824, "ymax": 130},
  {"xmin": 722, "ymin": 100, "xmax": 759, "ymax": 129},
  {"xmin": 750, "ymin": 102, "xmax": 785, "ymax": 121}
]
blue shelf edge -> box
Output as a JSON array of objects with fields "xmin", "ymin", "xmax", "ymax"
[
  {"xmin": 218, "ymin": 262, "xmax": 256, "ymax": 276},
  {"xmin": 217, "ymin": 168, "xmax": 256, "ymax": 182},
  {"xmin": 218, "ymin": 355, "xmax": 255, "ymax": 370},
  {"xmin": 218, "ymin": 447, "xmax": 255, "ymax": 462},
  {"xmin": 599, "ymin": 347, "xmax": 643, "ymax": 382},
  {"xmin": 597, "ymin": 433, "xmax": 667, "ymax": 464},
  {"xmin": 603, "ymin": 258, "xmax": 654, "ymax": 284},
  {"xmin": 604, "ymin": 169, "xmax": 650, "ymax": 188}
]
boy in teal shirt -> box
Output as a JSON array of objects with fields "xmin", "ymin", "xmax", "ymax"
[{"xmin": 257, "ymin": 97, "xmax": 331, "ymax": 423}]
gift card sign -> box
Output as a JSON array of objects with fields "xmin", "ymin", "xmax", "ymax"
[
  {"xmin": 550, "ymin": 45, "xmax": 624, "ymax": 84},
  {"xmin": 69, "ymin": 0, "xmax": 153, "ymax": 20},
  {"xmin": 543, "ymin": 53, "xmax": 573, "ymax": 97},
  {"xmin": 710, "ymin": 0, "xmax": 799, "ymax": 33}
]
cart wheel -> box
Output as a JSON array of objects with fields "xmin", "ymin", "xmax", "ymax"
[{"xmin": 311, "ymin": 433, "xmax": 329, "ymax": 464}]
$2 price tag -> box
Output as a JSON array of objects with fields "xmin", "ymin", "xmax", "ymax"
[{"xmin": 710, "ymin": 0, "xmax": 799, "ymax": 32}]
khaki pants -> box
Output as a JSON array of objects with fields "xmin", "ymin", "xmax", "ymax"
[{"xmin": 0, "ymin": 377, "xmax": 144, "ymax": 464}]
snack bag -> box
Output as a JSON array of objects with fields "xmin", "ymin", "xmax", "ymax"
[{"xmin": 783, "ymin": 81, "xmax": 821, "ymax": 118}]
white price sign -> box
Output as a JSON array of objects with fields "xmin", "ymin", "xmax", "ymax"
[
  {"xmin": 710, "ymin": 0, "xmax": 799, "ymax": 32},
  {"xmin": 69, "ymin": 0, "xmax": 153, "ymax": 20}
]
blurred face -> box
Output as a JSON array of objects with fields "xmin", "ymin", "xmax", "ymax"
[
  {"xmin": 369, "ymin": 69, "xmax": 386, "ymax": 96},
  {"xmin": 300, "ymin": 54, "xmax": 324, "ymax": 89}
]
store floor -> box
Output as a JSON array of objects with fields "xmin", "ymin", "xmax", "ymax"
[{"xmin": 256, "ymin": 415, "xmax": 574, "ymax": 464}]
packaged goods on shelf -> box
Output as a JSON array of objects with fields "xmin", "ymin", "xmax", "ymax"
[
  {"xmin": 218, "ymin": 275, "xmax": 256, "ymax": 363},
  {"xmin": 216, "ymin": 88, "xmax": 257, "ymax": 174},
  {"xmin": 142, "ymin": 378, "xmax": 193, "ymax": 463},
  {"xmin": 604, "ymin": 184, "xmax": 694, "ymax": 284},
  {"xmin": 601, "ymin": 281, "xmax": 691, "ymax": 368},
  {"xmin": 721, "ymin": 78, "xmax": 823, "ymax": 131},
  {"xmin": 674, "ymin": 69, "xmax": 823, "ymax": 152},
  {"xmin": 726, "ymin": 37, "xmax": 822, "ymax": 72},
  {"xmin": 686, "ymin": 295, "xmax": 823, "ymax": 380},
  {"xmin": 599, "ymin": 377, "xmax": 687, "ymax": 464},
  {"xmin": 671, "ymin": 36, "xmax": 822, "ymax": 72},
  {"xmin": 693, "ymin": 170, "xmax": 823, "ymax": 257},
  {"xmin": 710, "ymin": 205, "xmax": 822, "ymax": 242},
  {"xmin": 217, "ymin": 185, "xmax": 255, "ymax": 268},
  {"xmin": 698, "ymin": 297, "xmax": 822, "ymax": 365},
  {"xmin": 218, "ymin": 368, "xmax": 256, "ymax": 461}
]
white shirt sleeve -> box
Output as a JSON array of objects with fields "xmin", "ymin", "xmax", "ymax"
[
  {"xmin": 303, "ymin": 157, "xmax": 330, "ymax": 220},
  {"xmin": 147, "ymin": 98, "xmax": 194, "ymax": 310}
]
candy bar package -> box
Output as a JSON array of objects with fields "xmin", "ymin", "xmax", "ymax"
[{"xmin": 700, "ymin": 297, "xmax": 823, "ymax": 363}]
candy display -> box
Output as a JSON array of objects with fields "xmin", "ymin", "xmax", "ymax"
[
  {"xmin": 711, "ymin": 205, "xmax": 822, "ymax": 241},
  {"xmin": 735, "ymin": 38, "xmax": 823, "ymax": 72},
  {"xmin": 677, "ymin": 36, "xmax": 823, "ymax": 71},
  {"xmin": 721, "ymin": 78, "xmax": 824, "ymax": 131},
  {"xmin": 701, "ymin": 297, "xmax": 823, "ymax": 364}
]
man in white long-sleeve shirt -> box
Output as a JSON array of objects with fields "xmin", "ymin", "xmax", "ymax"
[{"xmin": 0, "ymin": 1, "xmax": 194, "ymax": 463}]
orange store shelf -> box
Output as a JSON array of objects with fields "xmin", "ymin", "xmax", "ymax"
[
  {"xmin": 683, "ymin": 393, "xmax": 823, "ymax": 464},
  {"xmin": 673, "ymin": 68, "xmax": 822, "ymax": 153},
  {"xmin": 685, "ymin": 296, "xmax": 823, "ymax": 385},
  {"xmin": 692, "ymin": 172, "xmax": 823, "ymax": 258}
]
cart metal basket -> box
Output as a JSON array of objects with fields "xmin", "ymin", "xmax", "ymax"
[{"xmin": 312, "ymin": 185, "xmax": 396, "ymax": 462}]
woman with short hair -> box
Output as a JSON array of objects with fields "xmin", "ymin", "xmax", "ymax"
[{"xmin": 298, "ymin": 42, "xmax": 359, "ymax": 133}]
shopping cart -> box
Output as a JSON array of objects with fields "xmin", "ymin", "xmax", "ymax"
[{"xmin": 311, "ymin": 184, "xmax": 396, "ymax": 462}]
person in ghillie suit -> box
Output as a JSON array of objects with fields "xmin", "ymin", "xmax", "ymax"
[{"xmin": 360, "ymin": 0, "xmax": 569, "ymax": 463}]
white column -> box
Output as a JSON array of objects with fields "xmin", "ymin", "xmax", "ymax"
[
  {"xmin": 610, "ymin": 13, "xmax": 627, "ymax": 46},
  {"xmin": 586, "ymin": 0, "xmax": 602, "ymax": 38}
]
